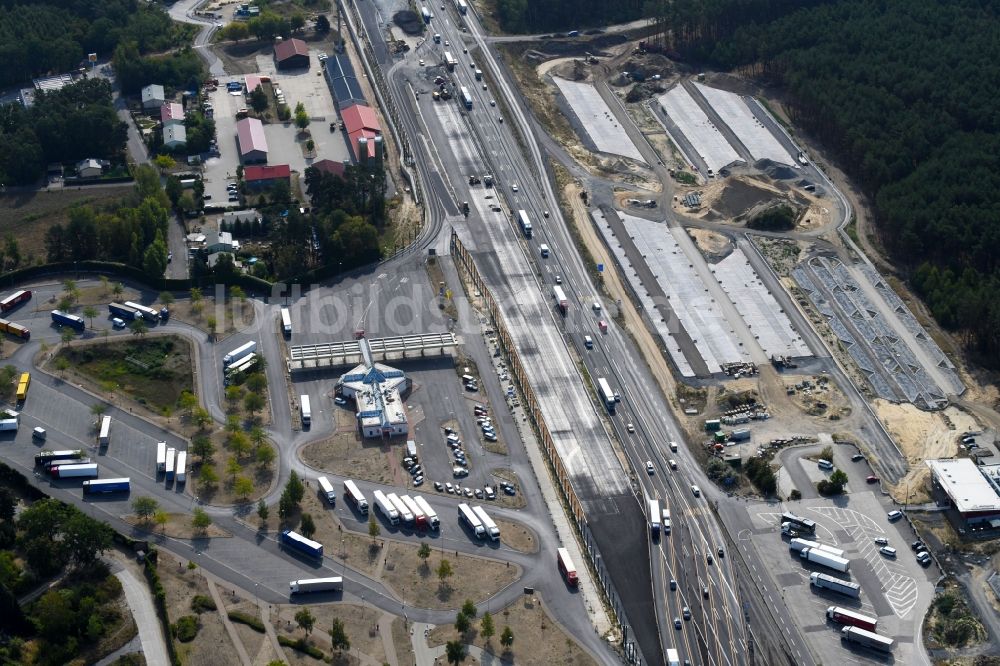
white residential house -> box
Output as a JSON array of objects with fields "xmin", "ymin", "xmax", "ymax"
[
  {"xmin": 76, "ymin": 158, "xmax": 103, "ymax": 178},
  {"xmin": 141, "ymin": 84, "xmax": 166, "ymax": 110}
]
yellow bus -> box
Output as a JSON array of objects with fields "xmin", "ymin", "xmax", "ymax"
[{"xmin": 15, "ymin": 372, "xmax": 29, "ymax": 401}]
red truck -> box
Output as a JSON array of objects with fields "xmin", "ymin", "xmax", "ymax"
[
  {"xmin": 827, "ymin": 606, "xmax": 877, "ymax": 632},
  {"xmin": 557, "ymin": 547, "xmax": 578, "ymax": 587}
]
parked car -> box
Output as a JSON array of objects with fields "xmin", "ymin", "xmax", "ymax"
[
  {"xmin": 434, "ymin": 481, "xmax": 444, "ymax": 491},
  {"xmin": 874, "ymin": 537, "xmax": 889, "ymax": 546},
  {"xmin": 917, "ymin": 551, "xmax": 932, "ymax": 565},
  {"xmin": 866, "ymin": 475, "xmax": 879, "ymax": 483},
  {"xmin": 851, "ymin": 453, "xmax": 865, "ymax": 461},
  {"xmin": 879, "ymin": 546, "xmax": 897, "ymax": 558},
  {"xmin": 646, "ymin": 461, "xmax": 655, "ymax": 474},
  {"xmin": 682, "ymin": 607, "xmax": 691, "ymax": 621},
  {"xmin": 887, "ymin": 510, "xmax": 903, "ymax": 521}
]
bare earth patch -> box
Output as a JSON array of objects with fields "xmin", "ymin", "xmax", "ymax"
[
  {"xmin": 123, "ymin": 513, "xmax": 231, "ymax": 539},
  {"xmin": 272, "ymin": 602, "xmax": 386, "ymax": 665},
  {"xmin": 428, "ymin": 594, "xmax": 598, "ymax": 666},
  {"xmin": 381, "ymin": 544, "xmax": 521, "ymax": 610},
  {"xmin": 301, "ymin": 428, "xmax": 395, "ymax": 486},
  {"xmin": 496, "ymin": 518, "xmax": 538, "ymax": 554}
]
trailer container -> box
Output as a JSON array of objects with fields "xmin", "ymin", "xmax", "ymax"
[
  {"xmin": 458, "ymin": 503, "xmax": 485, "ymax": 538},
  {"xmin": 827, "ymin": 606, "xmax": 877, "ymax": 631},
  {"xmin": 0, "ymin": 289, "xmax": 31, "ymax": 312},
  {"xmin": 840, "ymin": 626, "xmax": 894, "ymax": 652},
  {"xmin": 413, "ymin": 495, "xmax": 439, "ymax": 529},
  {"xmin": 402, "ymin": 495, "xmax": 427, "ymax": 529},
  {"xmin": 51, "ymin": 310, "xmax": 85, "ymax": 331},
  {"xmin": 223, "ymin": 341, "xmax": 257, "ymax": 366},
  {"xmin": 83, "ymin": 478, "xmax": 131, "ymax": 494},
  {"xmin": 300, "ymin": 394, "xmax": 311, "ymax": 427},
  {"xmin": 344, "ymin": 480, "xmax": 369, "ymax": 515},
  {"xmin": 667, "ymin": 649, "xmax": 680, "ymax": 666},
  {"xmin": 280, "ymin": 307, "xmax": 291, "ymax": 336},
  {"xmin": 50, "ymin": 463, "xmax": 99, "ymax": 478},
  {"xmin": 387, "ymin": 493, "xmax": 414, "ymax": 525},
  {"xmin": 108, "ymin": 303, "xmax": 139, "ymax": 321},
  {"xmin": 517, "ymin": 210, "xmax": 533, "ymax": 238},
  {"xmin": 704, "ymin": 419, "xmax": 721, "ymax": 431},
  {"xmin": 289, "ymin": 577, "xmax": 342, "ymax": 595},
  {"xmin": 123, "ymin": 301, "xmax": 159, "ymax": 322},
  {"xmin": 156, "ymin": 442, "xmax": 167, "ymax": 472},
  {"xmin": 730, "ymin": 428, "xmax": 751, "ymax": 442},
  {"xmin": 0, "ymin": 410, "xmax": 18, "ymax": 430},
  {"xmin": 789, "ymin": 538, "xmax": 846, "ymax": 559},
  {"xmin": 597, "ymin": 378, "xmax": 617, "ymax": 413},
  {"xmin": 444, "ymin": 51, "xmax": 457, "ymax": 71},
  {"xmin": 421, "ymin": 5, "xmax": 431, "ymax": 23},
  {"xmin": 317, "ymin": 476, "xmax": 336, "ymax": 505},
  {"xmin": 0, "ymin": 318, "xmax": 30, "ymax": 340},
  {"xmin": 456, "ymin": 0, "xmax": 468, "ymax": 15},
  {"xmin": 648, "ymin": 498, "xmax": 661, "ymax": 536},
  {"xmin": 165, "ymin": 447, "xmax": 176, "ymax": 479},
  {"xmin": 460, "ymin": 86, "xmax": 472, "ymax": 109},
  {"xmin": 557, "ymin": 547, "xmax": 578, "ymax": 586},
  {"xmin": 810, "ymin": 572, "xmax": 861, "ymax": 599},
  {"xmin": 224, "ymin": 353, "xmax": 259, "ymax": 385},
  {"xmin": 175, "ymin": 451, "xmax": 187, "ymax": 484},
  {"xmin": 16, "ymin": 372, "xmax": 29, "ymax": 401},
  {"xmin": 35, "ymin": 450, "xmax": 84, "ymax": 467},
  {"xmin": 553, "ymin": 285, "xmax": 568, "ymax": 314},
  {"xmin": 472, "ymin": 505, "xmax": 499, "ymax": 541},
  {"xmin": 98, "ymin": 415, "xmax": 112, "ymax": 446},
  {"xmin": 800, "ymin": 547, "xmax": 850, "ymax": 572},
  {"xmin": 372, "ymin": 489, "xmax": 399, "ymax": 525},
  {"xmin": 280, "ymin": 530, "xmax": 324, "ymax": 559}
]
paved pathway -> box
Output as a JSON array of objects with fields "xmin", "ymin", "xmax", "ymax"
[
  {"xmin": 115, "ymin": 566, "xmax": 170, "ymax": 666},
  {"xmin": 207, "ymin": 578, "xmax": 253, "ymax": 665}
]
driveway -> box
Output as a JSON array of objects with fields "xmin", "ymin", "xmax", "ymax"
[{"xmin": 114, "ymin": 563, "xmax": 170, "ymax": 666}]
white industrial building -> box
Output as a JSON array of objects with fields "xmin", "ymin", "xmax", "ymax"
[
  {"xmin": 337, "ymin": 338, "xmax": 411, "ymax": 438},
  {"xmin": 927, "ymin": 458, "xmax": 1000, "ymax": 527}
]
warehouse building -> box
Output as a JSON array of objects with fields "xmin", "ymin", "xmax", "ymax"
[
  {"xmin": 341, "ymin": 103, "xmax": 383, "ymax": 164},
  {"xmin": 236, "ymin": 117, "xmax": 268, "ymax": 164},
  {"xmin": 274, "ymin": 38, "xmax": 310, "ymax": 70},
  {"xmin": 244, "ymin": 164, "xmax": 290, "ymax": 191},
  {"xmin": 323, "ymin": 54, "xmax": 366, "ymax": 113},
  {"xmin": 927, "ymin": 458, "xmax": 1000, "ymax": 531}
]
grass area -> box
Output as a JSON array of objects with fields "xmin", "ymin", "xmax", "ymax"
[
  {"xmin": 845, "ymin": 215, "xmax": 860, "ymax": 245},
  {"xmin": 428, "ymin": 594, "xmax": 598, "ymax": 666},
  {"xmin": 923, "ymin": 579, "xmax": 987, "ymax": 649},
  {"xmin": 673, "ymin": 170, "xmax": 697, "ymax": 185},
  {"xmin": 0, "ymin": 186, "xmax": 134, "ymax": 263},
  {"xmin": 55, "ymin": 336, "xmax": 193, "ymax": 413},
  {"xmin": 496, "ymin": 518, "xmax": 538, "ymax": 553}
]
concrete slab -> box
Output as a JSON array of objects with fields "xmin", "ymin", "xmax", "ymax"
[
  {"xmin": 694, "ymin": 83, "xmax": 796, "ymax": 166},
  {"xmin": 553, "ymin": 77, "xmax": 644, "ymax": 162},
  {"xmin": 658, "ymin": 86, "xmax": 741, "ymax": 175}
]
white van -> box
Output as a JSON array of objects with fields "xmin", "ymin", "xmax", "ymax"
[
  {"xmin": 818, "ymin": 459, "xmax": 834, "ymax": 470},
  {"xmin": 539, "ymin": 244, "xmax": 549, "ymax": 258},
  {"xmin": 584, "ymin": 335, "xmax": 593, "ymax": 349}
]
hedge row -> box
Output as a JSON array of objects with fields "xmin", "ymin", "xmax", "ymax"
[
  {"xmin": 277, "ymin": 634, "xmax": 326, "ymax": 659},
  {"xmin": 143, "ymin": 556, "xmax": 182, "ymax": 666},
  {"xmin": 227, "ymin": 610, "xmax": 265, "ymax": 633}
]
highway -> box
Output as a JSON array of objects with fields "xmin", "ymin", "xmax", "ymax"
[{"xmin": 350, "ymin": 1, "xmax": 775, "ymax": 663}]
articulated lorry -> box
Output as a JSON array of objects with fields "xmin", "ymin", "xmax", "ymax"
[
  {"xmin": 840, "ymin": 626, "xmax": 894, "ymax": 652},
  {"xmin": 289, "ymin": 577, "xmax": 342, "ymax": 595},
  {"xmin": 827, "ymin": 606, "xmax": 877, "ymax": 631},
  {"xmin": 280, "ymin": 530, "xmax": 323, "ymax": 559},
  {"xmin": 810, "ymin": 572, "xmax": 860, "ymax": 598},
  {"xmin": 789, "ymin": 537, "xmax": 846, "ymax": 559}
]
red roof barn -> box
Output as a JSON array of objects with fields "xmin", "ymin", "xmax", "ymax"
[{"xmin": 274, "ymin": 38, "xmax": 310, "ymax": 69}]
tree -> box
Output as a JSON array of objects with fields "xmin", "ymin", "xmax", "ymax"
[
  {"xmin": 500, "ymin": 626, "xmax": 514, "ymax": 650},
  {"xmin": 315, "ymin": 14, "xmax": 331, "ymax": 34},
  {"xmin": 83, "ymin": 306, "xmax": 98, "ymax": 328},
  {"xmin": 249, "ymin": 425, "xmax": 266, "ymax": 451},
  {"xmin": 830, "ymin": 469, "xmax": 849, "ymax": 487},
  {"xmin": 234, "ymin": 476, "xmax": 254, "ymax": 499},
  {"xmin": 250, "ymin": 87, "xmax": 268, "ymax": 113},
  {"xmin": 190, "ymin": 287, "xmax": 202, "ymax": 304},
  {"xmin": 192, "ymin": 508, "xmax": 212, "ymax": 532},
  {"xmin": 418, "ymin": 542, "xmax": 431, "ymax": 570},
  {"xmin": 90, "ymin": 403, "xmax": 107, "ymax": 418},
  {"xmin": 130, "ymin": 319, "xmax": 148, "ymax": 337},
  {"xmin": 299, "ymin": 513, "xmax": 316, "ymax": 538},
  {"xmin": 368, "ymin": 515, "xmax": 380, "ymax": 542},
  {"xmin": 0, "ymin": 487, "xmax": 16, "ymax": 522},
  {"xmin": 445, "ymin": 640, "xmax": 466, "ymax": 665},
  {"xmin": 62, "ymin": 511, "xmax": 112, "ymax": 567},
  {"xmin": 461, "ymin": 599, "xmax": 477, "ymax": 620},
  {"xmin": 294, "ymin": 102, "xmax": 310, "ymax": 130},
  {"xmin": 133, "ymin": 496, "xmax": 159, "ymax": 522},
  {"xmin": 143, "ymin": 233, "xmax": 169, "ymax": 278},
  {"xmin": 286, "ymin": 471, "xmax": 304, "ymax": 505},
  {"xmin": 226, "ymin": 414, "xmax": 241, "ymax": 434},
  {"xmin": 226, "ymin": 457, "xmax": 242, "ymax": 483},
  {"xmin": 290, "ymin": 12, "xmax": 306, "ymax": 32},
  {"xmin": 480, "ymin": 612, "xmax": 495, "ymax": 642},
  {"xmin": 154, "ymin": 155, "xmax": 175, "ymax": 171},
  {"xmin": 295, "ymin": 608, "xmax": 315, "ymax": 635},
  {"xmin": 454, "ymin": 611, "xmax": 470, "ymax": 634},
  {"xmin": 256, "ymin": 499, "xmax": 269, "ymax": 524},
  {"xmin": 329, "ymin": 618, "xmax": 350, "ymax": 652},
  {"xmin": 154, "ymin": 510, "xmax": 169, "ymax": 533},
  {"xmin": 244, "ymin": 391, "xmax": 265, "ymax": 418},
  {"xmin": 255, "ymin": 443, "xmax": 276, "ymax": 467},
  {"xmin": 192, "ymin": 434, "xmax": 214, "ymax": 462},
  {"xmin": 160, "ymin": 291, "xmax": 175, "ymax": 307},
  {"xmin": 178, "ymin": 390, "xmax": 198, "ymax": 416},
  {"xmin": 199, "ymin": 465, "xmax": 218, "ymax": 490},
  {"xmin": 61, "ymin": 327, "xmax": 76, "ymax": 343},
  {"xmin": 192, "ymin": 407, "xmax": 212, "ymax": 430},
  {"xmin": 437, "ymin": 559, "xmax": 453, "ymax": 583},
  {"xmin": 112, "ymin": 282, "xmax": 124, "ymax": 298},
  {"xmin": 245, "ymin": 372, "xmax": 267, "ymax": 394},
  {"xmin": 229, "ymin": 431, "xmax": 251, "ymax": 459},
  {"xmin": 34, "ymin": 589, "xmax": 78, "ymax": 643}
]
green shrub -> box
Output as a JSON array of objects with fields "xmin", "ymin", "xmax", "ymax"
[
  {"xmin": 172, "ymin": 615, "xmax": 199, "ymax": 642},
  {"xmin": 228, "ymin": 610, "xmax": 265, "ymax": 632},
  {"xmin": 277, "ymin": 635, "xmax": 326, "ymax": 659},
  {"xmin": 191, "ymin": 595, "xmax": 216, "ymax": 613}
]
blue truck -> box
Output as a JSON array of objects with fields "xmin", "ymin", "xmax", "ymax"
[
  {"xmin": 280, "ymin": 530, "xmax": 324, "ymax": 559},
  {"xmin": 51, "ymin": 310, "xmax": 85, "ymax": 331},
  {"xmin": 108, "ymin": 302, "xmax": 139, "ymax": 320},
  {"xmin": 83, "ymin": 478, "xmax": 131, "ymax": 494}
]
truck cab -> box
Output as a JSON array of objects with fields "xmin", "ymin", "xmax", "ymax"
[{"xmin": 539, "ymin": 244, "xmax": 549, "ymax": 258}]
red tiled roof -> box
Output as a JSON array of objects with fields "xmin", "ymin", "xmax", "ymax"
[
  {"xmin": 274, "ymin": 38, "xmax": 309, "ymax": 63},
  {"xmin": 340, "ymin": 103, "xmax": 380, "ymax": 134},
  {"xmin": 244, "ymin": 164, "xmax": 290, "ymax": 182},
  {"xmin": 312, "ymin": 159, "xmax": 346, "ymax": 177},
  {"xmin": 160, "ymin": 102, "xmax": 184, "ymax": 123}
]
